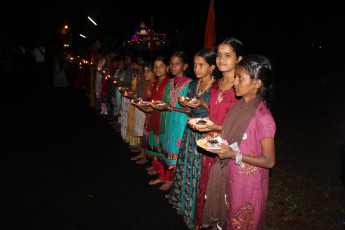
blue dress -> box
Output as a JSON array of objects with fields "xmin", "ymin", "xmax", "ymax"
[
  {"xmin": 168, "ymin": 79, "xmax": 211, "ymax": 228},
  {"xmin": 161, "ymin": 79, "xmax": 192, "ymax": 169}
]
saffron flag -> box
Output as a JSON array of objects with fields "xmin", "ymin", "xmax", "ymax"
[{"xmin": 204, "ymin": 0, "xmax": 216, "ymax": 49}]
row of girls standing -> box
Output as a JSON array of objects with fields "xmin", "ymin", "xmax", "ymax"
[
  {"xmin": 129, "ymin": 39, "xmax": 239, "ymax": 226},
  {"xmin": 113, "ymin": 38, "xmax": 276, "ymax": 229},
  {"xmin": 128, "ymin": 38, "xmax": 244, "ymax": 229},
  {"xmin": 168, "ymin": 38, "xmax": 244, "ymax": 229},
  {"xmin": 93, "ymin": 50, "xmax": 151, "ymax": 155},
  {"xmin": 93, "ymin": 49, "xmax": 135, "ymax": 117},
  {"xmin": 113, "ymin": 54, "xmax": 147, "ymax": 150},
  {"xmin": 177, "ymin": 39, "xmax": 275, "ymax": 229}
]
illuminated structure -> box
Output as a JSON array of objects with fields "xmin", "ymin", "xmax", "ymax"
[{"xmin": 128, "ymin": 19, "xmax": 167, "ymax": 52}]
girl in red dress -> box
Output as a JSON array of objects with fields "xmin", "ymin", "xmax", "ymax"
[{"xmin": 194, "ymin": 38, "xmax": 245, "ymax": 229}]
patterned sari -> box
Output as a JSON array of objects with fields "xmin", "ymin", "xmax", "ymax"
[{"xmin": 168, "ymin": 79, "xmax": 211, "ymax": 228}]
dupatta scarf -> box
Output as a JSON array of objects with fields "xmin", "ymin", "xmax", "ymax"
[
  {"xmin": 202, "ymin": 95, "xmax": 263, "ymax": 230},
  {"xmin": 149, "ymin": 75, "xmax": 170, "ymax": 135}
]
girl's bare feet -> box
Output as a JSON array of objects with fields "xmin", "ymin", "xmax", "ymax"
[
  {"xmin": 148, "ymin": 178, "xmax": 163, "ymax": 185},
  {"xmin": 129, "ymin": 147, "xmax": 141, "ymax": 153},
  {"xmin": 146, "ymin": 166, "xmax": 154, "ymax": 171},
  {"xmin": 159, "ymin": 181, "xmax": 173, "ymax": 191},
  {"xmin": 147, "ymin": 169, "xmax": 157, "ymax": 175},
  {"xmin": 130, "ymin": 155, "xmax": 142, "ymax": 161},
  {"xmin": 131, "ymin": 150, "xmax": 145, "ymax": 161},
  {"xmin": 136, "ymin": 158, "xmax": 149, "ymax": 164},
  {"xmin": 129, "ymin": 144, "xmax": 141, "ymax": 149}
]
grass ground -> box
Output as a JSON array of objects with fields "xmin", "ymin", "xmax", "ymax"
[{"xmin": 263, "ymin": 54, "xmax": 345, "ymax": 229}]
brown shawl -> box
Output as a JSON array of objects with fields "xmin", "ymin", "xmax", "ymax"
[{"xmin": 202, "ymin": 95, "xmax": 262, "ymax": 230}]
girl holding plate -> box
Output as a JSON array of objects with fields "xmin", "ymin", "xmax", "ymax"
[
  {"xmin": 145, "ymin": 56, "xmax": 171, "ymax": 185},
  {"xmin": 201, "ymin": 54, "xmax": 276, "ymax": 230},
  {"xmin": 130, "ymin": 62, "xmax": 156, "ymax": 164},
  {"xmin": 168, "ymin": 48, "xmax": 217, "ymax": 228},
  {"xmin": 194, "ymin": 38, "xmax": 245, "ymax": 229},
  {"xmin": 149, "ymin": 50, "xmax": 192, "ymax": 192}
]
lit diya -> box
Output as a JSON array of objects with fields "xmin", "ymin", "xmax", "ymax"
[
  {"xmin": 150, "ymin": 100, "xmax": 166, "ymax": 106},
  {"xmin": 131, "ymin": 98, "xmax": 150, "ymax": 107},
  {"xmin": 178, "ymin": 96, "xmax": 198, "ymax": 104}
]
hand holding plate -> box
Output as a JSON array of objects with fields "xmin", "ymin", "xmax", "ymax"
[
  {"xmin": 186, "ymin": 98, "xmax": 202, "ymax": 108},
  {"xmin": 150, "ymin": 101, "xmax": 168, "ymax": 111}
]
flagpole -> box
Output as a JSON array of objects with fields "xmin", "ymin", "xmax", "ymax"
[
  {"xmin": 204, "ymin": 0, "xmax": 216, "ymax": 49},
  {"xmin": 150, "ymin": 17, "xmax": 154, "ymax": 59}
]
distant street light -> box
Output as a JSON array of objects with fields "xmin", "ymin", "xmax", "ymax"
[
  {"xmin": 61, "ymin": 24, "xmax": 69, "ymax": 35},
  {"xmin": 87, "ymin": 16, "xmax": 97, "ymax": 26},
  {"xmin": 79, "ymin": 34, "xmax": 86, "ymax": 38}
]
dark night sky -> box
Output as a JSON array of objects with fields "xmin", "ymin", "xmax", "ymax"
[{"xmin": 2, "ymin": 1, "xmax": 344, "ymax": 58}]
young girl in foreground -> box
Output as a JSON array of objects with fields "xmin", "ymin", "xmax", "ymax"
[{"xmin": 203, "ymin": 54, "xmax": 276, "ymax": 230}]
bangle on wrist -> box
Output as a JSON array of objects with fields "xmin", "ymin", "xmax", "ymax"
[
  {"xmin": 168, "ymin": 106, "xmax": 173, "ymax": 112},
  {"xmin": 183, "ymin": 106, "xmax": 191, "ymax": 113},
  {"xmin": 235, "ymin": 151, "xmax": 243, "ymax": 166}
]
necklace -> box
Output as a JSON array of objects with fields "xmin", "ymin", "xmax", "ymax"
[
  {"xmin": 196, "ymin": 77, "xmax": 214, "ymax": 98},
  {"xmin": 155, "ymin": 77, "xmax": 164, "ymax": 91},
  {"xmin": 216, "ymin": 78, "xmax": 224, "ymax": 104}
]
